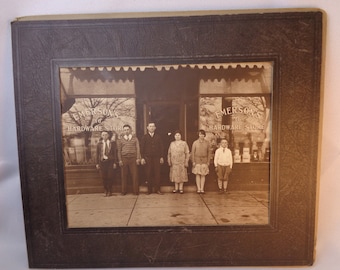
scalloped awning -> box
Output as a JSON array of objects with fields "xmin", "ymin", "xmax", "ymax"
[
  {"xmin": 64, "ymin": 61, "xmax": 273, "ymax": 85},
  {"xmin": 69, "ymin": 62, "xmax": 272, "ymax": 72},
  {"xmin": 60, "ymin": 61, "xmax": 273, "ymax": 112}
]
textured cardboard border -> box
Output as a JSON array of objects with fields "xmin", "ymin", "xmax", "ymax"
[{"xmin": 11, "ymin": 10, "xmax": 322, "ymax": 267}]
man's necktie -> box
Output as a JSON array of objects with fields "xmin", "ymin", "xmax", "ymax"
[{"xmin": 104, "ymin": 141, "xmax": 109, "ymax": 155}]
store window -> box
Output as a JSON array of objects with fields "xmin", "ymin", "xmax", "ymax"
[
  {"xmin": 62, "ymin": 97, "xmax": 136, "ymax": 165},
  {"xmin": 200, "ymin": 95, "xmax": 271, "ymax": 163},
  {"xmin": 60, "ymin": 67, "xmax": 136, "ymax": 166},
  {"xmin": 198, "ymin": 62, "xmax": 273, "ymax": 163}
]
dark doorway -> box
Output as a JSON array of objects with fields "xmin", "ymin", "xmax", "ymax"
[{"xmin": 146, "ymin": 102, "xmax": 182, "ymax": 185}]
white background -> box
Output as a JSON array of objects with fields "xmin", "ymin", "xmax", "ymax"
[{"xmin": 0, "ymin": 1, "xmax": 339, "ymax": 270}]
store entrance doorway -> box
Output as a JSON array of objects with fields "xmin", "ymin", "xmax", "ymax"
[{"xmin": 145, "ymin": 102, "xmax": 183, "ymax": 185}]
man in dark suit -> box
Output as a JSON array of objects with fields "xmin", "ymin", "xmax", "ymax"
[
  {"xmin": 140, "ymin": 122, "xmax": 164, "ymax": 195},
  {"xmin": 96, "ymin": 131, "xmax": 117, "ymax": 197}
]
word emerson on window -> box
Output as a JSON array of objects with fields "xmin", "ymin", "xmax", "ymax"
[{"xmin": 215, "ymin": 106, "xmax": 263, "ymax": 119}]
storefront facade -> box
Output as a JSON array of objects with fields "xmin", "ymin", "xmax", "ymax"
[{"xmin": 60, "ymin": 62, "xmax": 273, "ymax": 193}]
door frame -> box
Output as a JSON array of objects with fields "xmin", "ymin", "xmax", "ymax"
[{"xmin": 143, "ymin": 101, "xmax": 187, "ymax": 141}]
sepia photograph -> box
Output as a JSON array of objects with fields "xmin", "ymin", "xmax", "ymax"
[
  {"xmin": 10, "ymin": 10, "xmax": 322, "ymax": 267},
  {"xmin": 60, "ymin": 62, "xmax": 273, "ymax": 228}
]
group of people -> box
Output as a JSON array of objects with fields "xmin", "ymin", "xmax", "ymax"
[{"xmin": 96, "ymin": 122, "xmax": 233, "ymax": 197}]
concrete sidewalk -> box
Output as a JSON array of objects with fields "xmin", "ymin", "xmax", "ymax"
[{"xmin": 66, "ymin": 190, "xmax": 269, "ymax": 228}]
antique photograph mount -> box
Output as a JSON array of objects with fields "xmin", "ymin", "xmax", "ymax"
[{"xmin": 11, "ymin": 10, "xmax": 322, "ymax": 268}]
